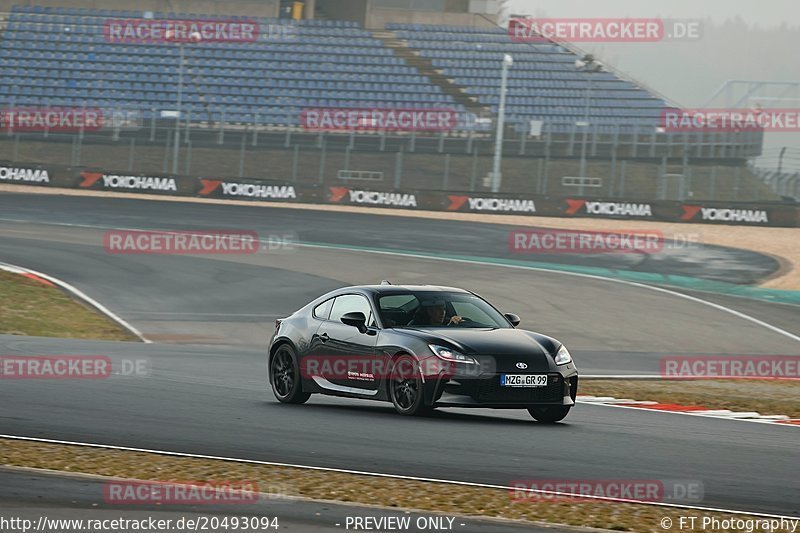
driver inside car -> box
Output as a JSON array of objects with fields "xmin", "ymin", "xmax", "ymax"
[{"xmin": 410, "ymin": 300, "xmax": 464, "ymax": 326}]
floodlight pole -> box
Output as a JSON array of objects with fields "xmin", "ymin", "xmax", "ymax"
[
  {"xmin": 491, "ymin": 54, "xmax": 513, "ymax": 193},
  {"xmin": 578, "ymin": 77, "xmax": 592, "ymax": 196},
  {"xmin": 172, "ymin": 43, "xmax": 185, "ymax": 176},
  {"xmin": 575, "ymin": 56, "xmax": 601, "ymax": 196}
]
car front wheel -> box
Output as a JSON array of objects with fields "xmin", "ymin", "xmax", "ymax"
[
  {"xmin": 528, "ymin": 405, "xmax": 571, "ymax": 423},
  {"xmin": 389, "ymin": 355, "xmax": 432, "ymax": 416},
  {"xmin": 270, "ymin": 344, "xmax": 310, "ymax": 404}
]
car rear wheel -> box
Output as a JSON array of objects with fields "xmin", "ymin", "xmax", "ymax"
[
  {"xmin": 270, "ymin": 344, "xmax": 310, "ymax": 404},
  {"xmin": 389, "ymin": 355, "xmax": 432, "ymax": 416},
  {"xmin": 528, "ymin": 405, "xmax": 571, "ymax": 423}
]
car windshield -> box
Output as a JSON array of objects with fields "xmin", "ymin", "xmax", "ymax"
[{"xmin": 378, "ymin": 291, "xmax": 510, "ymax": 329}]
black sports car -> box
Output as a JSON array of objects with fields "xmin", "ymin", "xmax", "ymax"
[{"xmin": 268, "ymin": 283, "xmax": 578, "ymax": 422}]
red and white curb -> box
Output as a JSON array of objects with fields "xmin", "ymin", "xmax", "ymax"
[
  {"xmin": 0, "ymin": 261, "xmax": 150, "ymax": 343},
  {"xmin": 577, "ymin": 395, "xmax": 800, "ymax": 426}
]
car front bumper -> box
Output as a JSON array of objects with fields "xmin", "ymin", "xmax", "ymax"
[{"xmin": 429, "ymin": 370, "xmax": 578, "ymax": 408}]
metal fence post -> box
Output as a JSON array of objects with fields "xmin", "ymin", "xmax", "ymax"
[
  {"xmin": 681, "ymin": 155, "xmax": 689, "ymax": 200},
  {"xmin": 217, "ymin": 112, "xmax": 225, "ymax": 144},
  {"xmin": 619, "ymin": 160, "xmax": 627, "ymax": 197},
  {"xmin": 470, "ymin": 146, "xmax": 478, "ymax": 191},
  {"xmin": 536, "ymin": 158, "xmax": 544, "ymax": 194},
  {"xmin": 344, "ymin": 145, "xmax": 351, "ymax": 171},
  {"xmin": 649, "ymin": 126, "xmax": 657, "ymax": 158},
  {"xmin": 443, "ymin": 153, "xmax": 450, "ymax": 190},
  {"xmin": 150, "ymin": 107, "xmax": 156, "ymax": 142},
  {"xmin": 163, "ymin": 132, "xmax": 171, "ymax": 173},
  {"xmin": 567, "ymin": 124, "xmax": 576, "ymax": 156},
  {"xmin": 185, "ymin": 140, "xmax": 192, "ymax": 174},
  {"xmin": 184, "ymin": 109, "xmax": 192, "ymax": 144},
  {"xmin": 74, "ymin": 134, "xmax": 82, "ymax": 166},
  {"xmin": 292, "ymin": 145, "xmax": 299, "ymax": 182},
  {"xmin": 710, "ymin": 165, "xmax": 717, "ymax": 200},
  {"xmin": 112, "ymin": 107, "xmax": 121, "ymax": 141},
  {"xmin": 318, "ymin": 139, "xmax": 326, "ymax": 184},
  {"xmin": 5, "ymin": 96, "xmax": 15, "ymax": 137},
  {"xmin": 609, "ymin": 146, "xmax": 617, "ymax": 197},
  {"xmin": 394, "ymin": 150, "xmax": 403, "ymax": 189},
  {"xmin": 252, "ymin": 113, "xmax": 259, "ymax": 147},
  {"xmin": 128, "ymin": 138, "xmax": 136, "ymax": 171},
  {"xmin": 238, "ymin": 133, "xmax": 246, "ymax": 178}
]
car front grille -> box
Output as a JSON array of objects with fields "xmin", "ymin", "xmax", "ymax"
[{"xmin": 475, "ymin": 374, "xmax": 563, "ymax": 403}]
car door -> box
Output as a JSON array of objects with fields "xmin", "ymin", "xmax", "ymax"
[{"xmin": 310, "ymin": 293, "xmax": 380, "ymax": 394}]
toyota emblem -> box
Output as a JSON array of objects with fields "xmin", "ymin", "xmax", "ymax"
[{"xmin": 516, "ymin": 362, "xmax": 528, "ymax": 369}]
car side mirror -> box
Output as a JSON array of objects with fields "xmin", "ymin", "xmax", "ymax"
[
  {"xmin": 504, "ymin": 313, "xmax": 521, "ymax": 327},
  {"xmin": 341, "ymin": 311, "xmax": 368, "ymax": 333}
]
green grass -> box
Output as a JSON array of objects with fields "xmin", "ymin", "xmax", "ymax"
[{"xmin": 0, "ymin": 270, "xmax": 137, "ymax": 341}]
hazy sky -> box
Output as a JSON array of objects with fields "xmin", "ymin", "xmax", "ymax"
[{"xmin": 507, "ymin": 0, "xmax": 800, "ymax": 27}]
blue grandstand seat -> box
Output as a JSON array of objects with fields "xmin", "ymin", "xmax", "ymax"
[{"xmin": 0, "ymin": 7, "xmax": 470, "ymax": 128}]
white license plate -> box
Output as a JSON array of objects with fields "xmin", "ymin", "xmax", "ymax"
[{"xmin": 500, "ymin": 374, "xmax": 548, "ymax": 387}]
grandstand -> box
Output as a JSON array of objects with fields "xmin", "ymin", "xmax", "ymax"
[
  {"xmin": 0, "ymin": 1, "xmax": 775, "ymax": 201},
  {"xmin": 386, "ymin": 23, "xmax": 667, "ymax": 133}
]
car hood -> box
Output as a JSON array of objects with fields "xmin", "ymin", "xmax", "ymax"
[{"xmin": 400, "ymin": 327, "xmax": 558, "ymax": 357}]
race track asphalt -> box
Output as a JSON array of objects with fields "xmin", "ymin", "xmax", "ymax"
[{"xmin": 0, "ymin": 192, "xmax": 798, "ymax": 518}]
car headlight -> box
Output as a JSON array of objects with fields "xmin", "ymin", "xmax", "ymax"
[
  {"xmin": 554, "ymin": 345, "xmax": 572, "ymax": 365},
  {"xmin": 429, "ymin": 344, "xmax": 477, "ymax": 364}
]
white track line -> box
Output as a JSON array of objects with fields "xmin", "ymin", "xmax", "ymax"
[
  {"xmin": 580, "ymin": 375, "xmax": 800, "ymax": 380},
  {"xmin": 1, "ymin": 434, "xmax": 798, "ymax": 521},
  {"xmin": 0, "ymin": 260, "xmax": 150, "ymax": 343},
  {"xmin": 576, "ymin": 400, "xmax": 799, "ymax": 427}
]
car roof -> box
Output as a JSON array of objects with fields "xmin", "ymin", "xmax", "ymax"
[{"xmin": 341, "ymin": 284, "xmax": 470, "ymax": 295}]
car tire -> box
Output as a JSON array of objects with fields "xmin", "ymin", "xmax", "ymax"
[
  {"xmin": 389, "ymin": 355, "xmax": 432, "ymax": 416},
  {"xmin": 270, "ymin": 344, "xmax": 311, "ymax": 404},
  {"xmin": 528, "ymin": 405, "xmax": 571, "ymax": 423}
]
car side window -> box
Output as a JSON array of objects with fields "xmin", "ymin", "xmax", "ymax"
[
  {"xmin": 312, "ymin": 298, "xmax": 333, "ymax": 320},
  {"xmin": 329, "ymin": 294, "xmax": 376, "ymax": 327}
]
